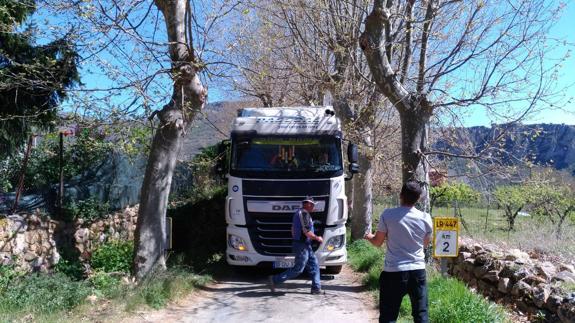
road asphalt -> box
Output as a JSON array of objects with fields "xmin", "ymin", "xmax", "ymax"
[{"xmin": 127, "ymin": 265, "xmax": 378, "ymax": 323}]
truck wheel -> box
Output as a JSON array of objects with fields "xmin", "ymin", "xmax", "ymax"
[{"xmin": 323, "ymin": 265, "xmax": 342, "ymax": 274}]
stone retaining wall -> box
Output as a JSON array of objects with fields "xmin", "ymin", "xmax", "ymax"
[
  {"xmin": 0, "ymin": 206, "xmax": 138, "ymax": 272},
  {"xmin": 446, "ymin": 238, "xmax": 575, "ymax": 322}
]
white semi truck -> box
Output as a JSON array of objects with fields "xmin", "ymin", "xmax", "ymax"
[{"xmin": 216, "ymin": 106, "xmax": 358, "ymax": 274}]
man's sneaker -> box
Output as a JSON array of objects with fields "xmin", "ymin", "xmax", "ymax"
[
  {"xmin": 311, "ymin": 288, "xmax": 322, "ymax": 295},
  {"xmin": 268, "ymin": 275, "xmax": 276, "ymax": 293}
]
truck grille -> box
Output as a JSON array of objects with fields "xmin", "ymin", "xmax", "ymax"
[{"xmin": 244, "ymin": 198, "xmax": 328, "ymax": 256}]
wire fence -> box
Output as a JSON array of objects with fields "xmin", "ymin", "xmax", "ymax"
[{"xmin": 374, "ymin": 195, "xmax": 575, "ymax": 258}]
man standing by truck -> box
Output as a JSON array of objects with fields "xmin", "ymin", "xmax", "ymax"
[
  {"xmin": 269, "ymin": 196, "xmax": 324, "ymax": 294},
  {"xmin": 364, "ymin": 181, "xmax": 433, "ymax": 323}
]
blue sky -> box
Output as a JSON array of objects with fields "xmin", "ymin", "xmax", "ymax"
[
  {"xmin": 457, "ymin": 1, "xmax": 575, "ymax": 126},
  {"xmin": 33, "ymin": 1, "xmax": 575, "ymax": 127}
]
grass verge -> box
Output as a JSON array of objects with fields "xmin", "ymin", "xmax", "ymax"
[
  {"xmin": 347, "ymin": 239, "xmax": 509, "ymax": 323},
  {"xmin": 0, "ymin": 261, "xmax": 212, "ymax": 323}
]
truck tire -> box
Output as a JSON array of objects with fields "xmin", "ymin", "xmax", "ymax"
[{"xmin": 323, "ymin": 265, "xmax": 342, "ymax": 274}]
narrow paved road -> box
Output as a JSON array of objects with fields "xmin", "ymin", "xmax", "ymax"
[{"xmin": 128, "ymin": 265, "xmax": 378, "ymax": 323}]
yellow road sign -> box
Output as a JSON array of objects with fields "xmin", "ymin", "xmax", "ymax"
[{"xmin": 433, "ymin": 217, "xmax": 459, "ymax": 257}]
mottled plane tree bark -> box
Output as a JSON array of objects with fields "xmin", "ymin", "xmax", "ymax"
[{"xmin": 132, "ymin": 0, "xmax": 207, "ymax": 280}]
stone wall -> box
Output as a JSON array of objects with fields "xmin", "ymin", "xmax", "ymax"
[
  {"xmin": 0, "ymin": 206, "xmax": 138, "ymax": 272},
  {"xmin": 446, "ymin": 238, "xmax": 575, "ymax": 322}
]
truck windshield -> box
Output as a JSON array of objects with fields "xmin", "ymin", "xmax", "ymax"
[{"xmin": 231, "ymin": 136, "xmax": 343, "ymax": 178}]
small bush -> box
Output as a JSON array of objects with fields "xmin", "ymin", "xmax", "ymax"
[
  {"xmin": 62, "ymin": 197, "xmax": 110, "ymax": 221},
  {"xmin": 91, "ymin": 240, "xmax": 133, "ymax": 273},
  {"xmin": 0, "ymin": 265, "xmax": 23, "ymax": 294},
  {"xmin": 54, "ymin": 256, "xmax": 85, "ymax": 280},
  {"xmin": 0, "ymin": 273, "xmax": 92, "ymax": 314},
  {"xmin": 89, "ymin": 271, "xmax": 124, "ymax": 298}
]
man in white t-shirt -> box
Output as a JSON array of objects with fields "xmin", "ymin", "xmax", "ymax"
[{"xmin": 364, "ymin": 181, "xmax": 433, "ymax": 323}]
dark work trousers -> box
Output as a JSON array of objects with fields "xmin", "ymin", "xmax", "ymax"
[
  {"xmin": 271, "ymin": 241, "xmax": 321, "ymax": 291},
  {"xmin": 379, "ymin": 269, "xmax": 429, "ymax": 323}
]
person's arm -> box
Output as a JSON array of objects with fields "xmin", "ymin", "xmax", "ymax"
[
  {"xmin": 304, "ymin": 230, "xmax": 323, "ymax": 243},
  {"xmin": 299, "ymin": 211, "xmax": 323, "ymax": 243},
  {"xmin": 364, "ymin": 231, "xmax": 386, "ymax": 247},
  {"xmin": 423, "ymin": 213, "xmax": 433, "ymax": 248}
]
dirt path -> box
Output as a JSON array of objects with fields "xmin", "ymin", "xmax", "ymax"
[{"xmin": 125, "ymin": 265, "xmax": 378, "ymax": 323}]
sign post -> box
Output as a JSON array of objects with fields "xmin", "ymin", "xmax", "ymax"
[{"xmin": 433, "ymin": 217, "xmax": 460, "ymax": 276}]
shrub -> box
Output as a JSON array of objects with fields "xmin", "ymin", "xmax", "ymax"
[
  {"xmin": 169, "ymin": 144, "xmax": 226, "ymax": 207},
  {"xmin": 54, "ymin": 256, "xmax": 85, "ymax": 280},
  {"xmin": 91, "ymin": 240, "xmax": 133, "ymax": 273},
  {"xmin": 1, "ymin": 129, "xmax": 114, "ymax": 193},
  {"xmin": 0, "ymin": 265, "xmax": 23, "ymax": 294},
  {"xmin": 0, "ymin": 272, "xmax": 92, "ymax": 314},
  {"xmin": 89, "ymin": 271, "xmax": 124, "ymax": 298},
  {"xmin": 62, "ymin": 197, "xmax": 110, "ymax": 221}
]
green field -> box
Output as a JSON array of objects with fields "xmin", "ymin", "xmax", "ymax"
[{"xmin": 373, "ymin": 203, "xmax": 575, "ymax": 260}]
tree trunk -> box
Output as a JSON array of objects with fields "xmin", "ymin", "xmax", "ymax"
[
  {"xmin": 133, "ymin": 115, "xmax": 182, "ymax": 278},
  {"xmin": 359, "ymin": 0, "xmax": 434, "ymax": 205},
  {"xmin": 399, "ymin": 108, "xmax": 431, "ymax": 210},
  {"xmin": 133, "ymin": 0, "xmax": 206, "ymax": 281},
  {"xmin": 332, "ymin": 95, "xmax": 376, "ymax": 240},
  {"xmin": 351, "ymin": 140, "xmax": 373, "ymax": 240}
]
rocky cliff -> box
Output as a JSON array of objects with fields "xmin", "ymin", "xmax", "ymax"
[{"xmin": 434, "ymin": 123, "xmax": 575, "ymax": 181}]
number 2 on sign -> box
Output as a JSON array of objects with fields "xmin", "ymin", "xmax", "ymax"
[
  {"xmin": 434, "ymin": 229, "xmax": 458, "ymax": 257},
  {"xmin": 433, "ymin": 217, "xmax": 459, "ymax": 258}
]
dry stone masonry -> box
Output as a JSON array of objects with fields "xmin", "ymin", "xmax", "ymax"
[
  {"xmin": 447, "ymin": 238, "xmax": 575, "ymax": 322},
  {"xmin": 0, "ymin": 206, "xmax": 138, "ymax": 272}
]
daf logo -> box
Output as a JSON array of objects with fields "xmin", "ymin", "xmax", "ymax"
[{"xmin": 272, "ymin": 205, "xmax": 300, "ymax": 211}]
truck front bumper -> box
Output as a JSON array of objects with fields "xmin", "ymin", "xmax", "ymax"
[{"xmin": 226, "ymin": 225, "xmax": 347, "ymax": 267}]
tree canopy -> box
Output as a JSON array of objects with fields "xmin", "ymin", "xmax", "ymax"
[{"xmin": 0, "ymin": 0, "xmax": 79, "ymax": 158}]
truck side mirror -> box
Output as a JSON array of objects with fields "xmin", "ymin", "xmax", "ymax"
[
  {"xmin": 346, "ymin": 143, "xmax": 359, "ymax": 181},
  {"xmin": 215, "ymin": 140, "xmax": 230, "ymax": 177}
]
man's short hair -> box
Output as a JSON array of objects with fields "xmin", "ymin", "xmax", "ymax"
[{"xmin": 400, "ymin": 181, "xmax": 423, "ymax": 205}]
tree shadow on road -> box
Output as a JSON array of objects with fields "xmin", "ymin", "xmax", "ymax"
[{"xmin": 199, "ymin": 269, "xmax": 368, "ymax": 298}]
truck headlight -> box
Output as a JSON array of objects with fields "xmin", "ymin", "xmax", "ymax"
[
  {"xmin": 324, "ymin": 235, "xmax": 345, "ymax": 251},
  {"xmin": 228, "ymin": 234, "xmax": 248, "ymax": 251}
]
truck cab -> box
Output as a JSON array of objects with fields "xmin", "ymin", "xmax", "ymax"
[{"xmin": 219, "ymin": 106, "xmax": 358, "ymax": 274}]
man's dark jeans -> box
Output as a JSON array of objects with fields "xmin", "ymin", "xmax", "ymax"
[
  {"xmin": 379, "ymin": 269, "xmax": 428, "ymax": 323},
  {"xmin": 271, "ymin": 241, "xmax": 321, "ymax": 291}
]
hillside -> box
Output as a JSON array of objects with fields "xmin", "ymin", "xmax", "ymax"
[
  {"xmin": 434, "ymin": 123, "xmax": 575, "ymax": 184},
  {"xmin": 178, "ymin": 100, "xmax": 259, "ymax": 160}
]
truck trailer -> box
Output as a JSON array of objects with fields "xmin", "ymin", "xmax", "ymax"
[{"xmin": 217, "ymin": 106, "xmax": 358, "ymax": 274}]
